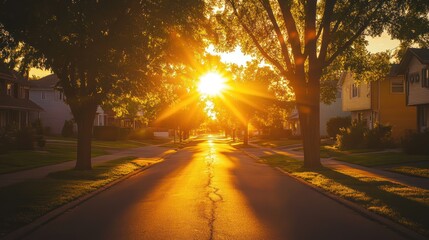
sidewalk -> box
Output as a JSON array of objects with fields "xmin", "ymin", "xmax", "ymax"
[
  {"xmin": 0, "ymin": 145, "xmax": 175, "ymax": 188},
  {"xmin": 243, "ymin": 143, "xmax": 429, "ymax": 190}
]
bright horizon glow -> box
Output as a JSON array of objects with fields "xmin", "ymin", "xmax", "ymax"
[{"xmin": 198, "ymin": 72, "xmax": 226, "ymax": 96}]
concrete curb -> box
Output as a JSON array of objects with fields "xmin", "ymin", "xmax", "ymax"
[
  {"xmin": 236, "ymin": 147, "xmax": 427, "ymax": 240},
  {"xmin": 3, "ymin": 149, "xmax": 177, "ymax": 240}
]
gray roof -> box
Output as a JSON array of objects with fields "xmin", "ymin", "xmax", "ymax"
[
  {"xmin": 388, "ymin": 64, "xmax": 400, "ymax": 77},
  {"xmin": 0, "ymin": 95, "xmax": 43, "ymax": 112},
  {"xmin": 29, "ymin": 74, "xmax": 59, "ymax": 88},
  {"xmin": 397, "ymin": 48, "xmax": 429, "ymax": 74},
  {"xmin": 0, "ymin": 63, "xmax": 28, "ymax": 84}
]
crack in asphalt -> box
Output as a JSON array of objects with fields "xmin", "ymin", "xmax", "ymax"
[{"xmin": 205, "ymin": 143, "xmax": 223, "ymax": 240}]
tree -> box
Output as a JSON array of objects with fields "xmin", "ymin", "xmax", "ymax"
[
  {"xmin": 221, "ymin": 62, "xmax": 276, "ymax": 145},
  {"xmin": 212, "ymin": 0, "xmax": 429, "ymax": 168},
  {"xmin": 0, "ymin": 0, "xmax": 206, "ymax": 169}
]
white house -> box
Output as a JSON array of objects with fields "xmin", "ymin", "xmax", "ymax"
[
  {"xmin": 340, "ymin": 72, "xmax": 374, "ymax": 128},
  {"xmin": 397, "ymin": 48, "xmax": 429, "ymax": 132},
  {"xmin": 29, "ymin": 74, "xmax": 74, "ymax": 134},
  {"xmin": 29, "ymin": 74, "xmax": 107, "ymax": 135},
  {"xmin": 286, "ymin": 87, "xmax": 350, "ymax": 137}
]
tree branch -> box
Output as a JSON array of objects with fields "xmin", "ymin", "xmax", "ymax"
[
  {"xmin": 324, "ymin": 1, "xmax": 385, "ymax": 68},
  {"xmin": 260, "ymin": 0, "xmax": 293, "ymax": 71},
  {"xmin": 227, "ymin": 0, "xmax": 290, "ymax": 78},
  {"xmin": 304, "ymin": 0, "xmax": 317, "ymax": 63},
  {"xmin": 276, "ymin": 0, "xmax": 303, "ymax": 60},
  {"xmin": 318, "ymin": 0, "xmax": 336, "ymax": 63}
]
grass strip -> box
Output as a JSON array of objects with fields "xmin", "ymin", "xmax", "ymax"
[
  {"xmin": 388, "ymin": 165, "xmax": 429, "ymax": 179},
  {"xmin": 0, "ymin": 137, "xmax": 172, "ymax": 174},
  {"xmin": 251, "ymin": 138, "xmax": 302, "ymax": 148},
  {"xmin": 0, "ymin": 156, "xmax": 146, "ymax": 236},
  {"xmin": 0, "ymin": 143, "xmax": 106, "ymax": 174},
  {"xmin": 260, "ymin": 154, "xmax": 429, "ymax": 237},
  {"xmin": 334, "ymin": 152, "xmax": 429, "ymax": 167}
]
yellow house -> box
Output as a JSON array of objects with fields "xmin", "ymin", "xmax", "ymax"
[{"xmin": 341, "ymin": 66, "xmax": 416, "ymax": 142}]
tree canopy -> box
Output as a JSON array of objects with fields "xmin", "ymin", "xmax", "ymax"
[
  {"xmin": 210, "ymin": 0, "xmax": 429, "ymax": 168},
  {"xmin": 0, "ymin": 0, "xmax": 207, "ymax": 169}
]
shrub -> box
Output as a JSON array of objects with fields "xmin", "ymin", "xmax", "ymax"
[
  {"xmin": 128, "ymin": 128, "xmax": 154, "ymax": 140},
  {"xmin": 93, "ymin": 126, "xmax": 131, "ymax": 140},
  {"xmin": 337, "ymin": 122, "xmax": 393, "ymax": 150},
  {"xmin": 61, "ymin": 120, "xmax": 74, "ymax": 137},
  {"xmin": 326, "ymin": 116, "xmax": 351, "ymax": 139},
  {"xmin": 402, "ymin": 130, "xmax": 429, "ymax": 155},
  {"xmin": 336, "ymin": 121, "xmax": 366, "ymax": 150},
  {"xmin": 15, "ymin": 127, "xmax": 35, "ymax": 150},
  {"xmin": 32, "ymin": 119, "xmax": 44, "ymax": 135},
  {"xmin": 365, "ymin": 123, "xmax": 393, "ymax": 149},
  {"xmin": 0, "ymin": 125, "xmax": 17, "ymax": 153}
]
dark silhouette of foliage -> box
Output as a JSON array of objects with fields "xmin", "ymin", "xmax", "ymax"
[
  {"xmin": 402, "ymin": 130, "xmax": 429, "ymax": 155},
  {"xmin": 0, "ymin": 0, "xmax": 206, "ymax": 169},
  {"xmin": 211, "ymin": 0, "xmax": 429, "ymax": 168},
  {"xmin": 326, "ymin": 116, "xmax": 351, "ymax": 139}
]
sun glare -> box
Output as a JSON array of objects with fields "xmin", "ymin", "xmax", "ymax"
[{"xmin": 198, "ymin": 72, "xmax": 226, "ymax": 96}]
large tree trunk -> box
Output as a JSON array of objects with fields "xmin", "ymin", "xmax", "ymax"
[
  {"xmin": 295, "ymin": 73, "xmax": 322, "ymax": 169},
  {"xmin": 243, "ymin": 119, "xmax": 249, "ymax": 146},
  {"xmin": 74, "ymin": 104, "xmax": 97, "ymax": 170}
]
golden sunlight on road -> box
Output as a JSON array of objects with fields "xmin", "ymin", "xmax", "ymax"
[
  {"xmin": 198, "ymin": 72, "xmax": 226, "ymax": 96},
  {"xmin": 120, "ymin": 135, "xmax": 269, "ymax": 239}
]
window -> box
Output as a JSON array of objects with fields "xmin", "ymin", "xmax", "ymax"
[
  {"xmin": 391, "ymin": 79, "xmax": 404, "ymax": 93},
  {"xmin": 409, "ymin": 72, "xmax": 420, "ymax": 84},
  {"xmin": 55, "ymin": 90, "xmax": 64, "ymax": 101},
  {"xmin": 418, "ymin": 105, "xmax": 428, "ymax": 128},
  {"xmin": 422, "ymin": 68, "xmax": 429, "ymax": 88},
  {"xmin": 6, "ymin": 84, "xmax": 12, "ymax": 96},
  {"xmin": 41, "ymin": 91, "xmax": 46, "ymax": 100},
  {"xmin": 351, "ymin": 83, "xmax": 359, "ymax": 98}
]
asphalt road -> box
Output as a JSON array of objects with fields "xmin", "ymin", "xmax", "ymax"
[{"xmin": 23, "ymin": 135, "xmax": 406, "ymax": 240}]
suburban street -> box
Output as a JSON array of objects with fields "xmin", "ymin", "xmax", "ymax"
[{"xmin": 22, "ymin": 135, "xmax": 407, "ymax": 240}]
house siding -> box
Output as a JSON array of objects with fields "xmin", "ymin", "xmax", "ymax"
[
  {"xmin": 341, "ymin": 72, "xmax": 371, "ymax": 112},
  {"xmin": 377, "ymin": 76, "xmax": 416, "ymax": 140},
  {"xmin": 320, "ymin": 92, "xmax": 350, "ymax": 136},
  {"xmin": 407, "ymin": 56, "xmax": 429, "ymax": 105},
  {"xmin": 29, "ymin": 88, "xmax": 73, "ymax": 135}
]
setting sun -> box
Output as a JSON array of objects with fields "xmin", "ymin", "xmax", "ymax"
[{"xmin": 198, "ymin": 72, "xmax": 226, "ymax": 96}]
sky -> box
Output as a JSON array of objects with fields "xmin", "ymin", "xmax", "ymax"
[
  {"xmin": 366, "ymin": 32, "xmax": 400, "ymax": 54},
  {"xmin": 29, "ymin": 33, "xmax": 400, "ymax": 79}
]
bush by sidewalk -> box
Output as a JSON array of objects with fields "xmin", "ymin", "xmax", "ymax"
[
  {"xmin": 326, "ymin": 116, "xmax": 351, "ymax": 139},
  {"xmin": 336, "ymin": 122, "xmax": 393, "ymax": 150},
  {"xmin": 402, "ymin": 130, "xmax": 429, "ymax": 155}
]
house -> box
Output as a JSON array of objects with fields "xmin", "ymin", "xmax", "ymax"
[
  {"xmin": 0, "ymin": 64, "xmax": 43, "ymax": 129},
  {"xmin": 286, "ymin": 88, "xmax": 350, "ymax": 137},
  {"xmin": 29, "ymin": 74, "xmax": 107, "ymax": 135},
  {"xmin": 341, "ymin": 72, "xmax": 373, "ymax": 127},
  {"xmin": 397, "ymin": 48, "xmax": 429, "ymax": 132},
  {"xmin": 341, "ymin": 67, "xmax": 416, "ymax": 141},
  {"xmin": 29, "ymin": 74, "xmax": 74, "ymax": 135}
]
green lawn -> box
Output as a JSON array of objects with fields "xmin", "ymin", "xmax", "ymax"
[
  {"xmin": 334, "ymin": 152, "xmax": 429, "ymax": 167},
  {"xmin": 0, "ymin": 137, "xmax": 172, "ymax": 174},
  {"xmin": 387, "ymin": 163, "xmax": 429, "ymax": 179},
  {"xmin": 0, "ymin": 156, "xmax": 147, "ymax": 236},
  {"xmin": 251, "ymin": 138, "xmax": 302, "ymax": 148},
  {"xmin": 261, "ymin": 154, "xmax": 429, "ymax": 237},
  {"xmin": 0, "ymin": 142, "xmax": 107, "ymax": 174}
]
